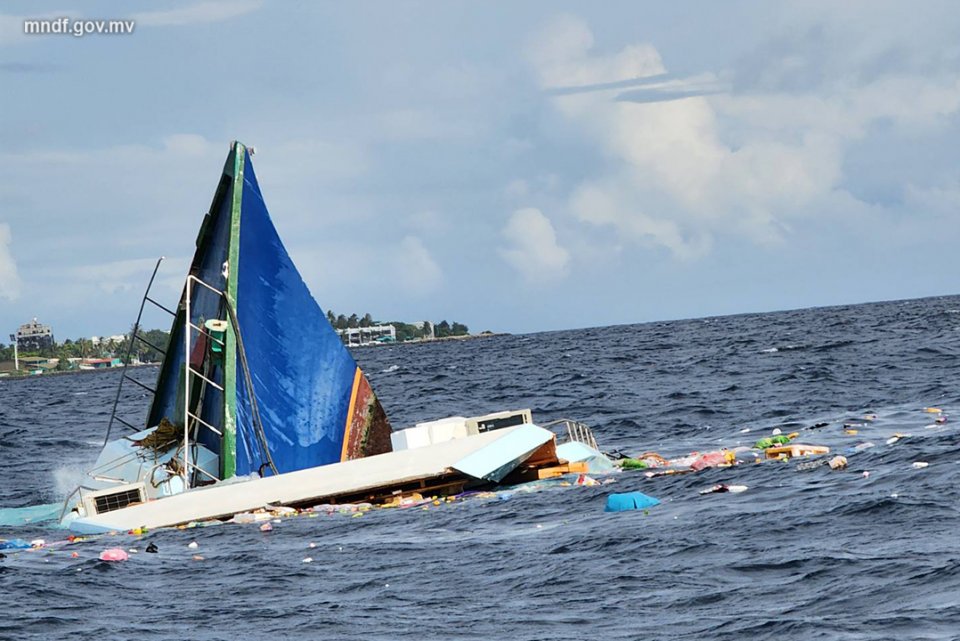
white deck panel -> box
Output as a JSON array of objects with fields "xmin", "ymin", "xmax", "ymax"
[{"xmin": 68, "ymin": 424, "xmax": 553, "ymax": 533}]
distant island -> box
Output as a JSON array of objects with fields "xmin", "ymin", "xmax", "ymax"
[
  {"xmin": 1, "ymin": 313, "xmax": 485, "ymax": 376},
  {"xmin": 325, "ymin": 310, "xmax": 469, "ymax": 342}
]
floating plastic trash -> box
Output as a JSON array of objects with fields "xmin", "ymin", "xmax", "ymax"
[
  {"xmin": 845, "ymin": 442, "xmax": 876, "ymax": 454},
  {"xmin": 828, "ymin": 456, "xmax": 848, "ymax": 470},
  {"xmin": 690, "ymin": 451, "xmax": 728, "ymax": 471},
  {"xmin": 187, "ymin": 541, "xmax": 198, "ymax": 549},
  {"xmin": 575, "ymin": 474, "xmax": 599, "ymax": 486},
  {"xmin": 699, "ymin": 484, "xmax": 748, "ymax": 495},
  {"xmin": 146, "ymin": 543, "xmax": 158, "ymax": 553},
  {"xmin": 912, "ymin": 461, "xmax": 929, "ymax": 469},
  {"xmin": 754, "ymin": 435, "xmax": 791, "ymax": 449},
  {"xmin": 605, "ymin": 492, "xmax": 660, "ymax": 512},
  {"xmin": 0, "ymin": 539, "xmax": 31, "ymax": 551},
  {"xmin": 795, "ymin": 458, "xmax": 829, "ymax": 471},
  {"xmin": 99, "ymin": 548, "xmax": 129, "ymax": 562},
  {"xmin": 764, "ymin": 444, "xmax": 830, "ymax": 459}
]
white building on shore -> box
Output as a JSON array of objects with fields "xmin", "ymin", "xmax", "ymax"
[{"xmin": 337, "ymin": 325, "xmax": 396, "ymax": 347}]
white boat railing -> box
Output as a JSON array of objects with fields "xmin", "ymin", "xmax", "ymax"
[
  {"xmin": 103, "ymin": 256, "xmax": 176, "ymax": 445},
  {"xmin": 182, "ymin": 274, "xmax": 228, "ymax": 488},
  {"xmin": 540, "ymin": 418, "xmax": 600, "ymax": 451}
]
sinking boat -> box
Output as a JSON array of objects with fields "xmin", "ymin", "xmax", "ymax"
[{"xmin": 60, "ymin": 141, "xmax": 605, "ymax": 534}]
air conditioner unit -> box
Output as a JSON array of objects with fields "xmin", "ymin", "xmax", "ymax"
[
  {"xmin": 81, "ymin": 482, "xmax": 147, "ymax": 516},
  {"xmin": 465, "ymin": 409, "xmax": 532, "ymax": 433}
]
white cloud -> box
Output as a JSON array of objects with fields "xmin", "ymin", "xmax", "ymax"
[
  {"xmin": 0, "ymin": 223, "xmax": 21, "ymax": 301},
  {"xmin": 500, "ymin": 208, "xmax": 570, "ymax": 283},
  {"xmin": 504, "ymin": 179, "xmax": 529, "ymax": 200},
  {"xmin": 405, "ymin": 210, "xmax": 447, "ymax": 234},
  {"xmin": 525, "ymin": 14, "xmax": 663, "ymax": 89},
  {"xmin": 291, "ymin": 235, "xmax": 443, "ymax": 303},
  {"xmin": 391, "ymin": 236, "xmax": 443, "ymax": 296},
  {"xmin": 527, "ymin": 14, "xmax": 960, "ymax": 259},
  {"xmin": 72, "ymin": 256, "xmax": 183, "ymax": 296},
  {"xmin": 133, "ymin": 1, "xmax": 263, "ymax": 27}
]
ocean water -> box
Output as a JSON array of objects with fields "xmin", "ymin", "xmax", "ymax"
[{"xmin": 1, "ymin": 295, "xmax": 959, "ymax": 640}]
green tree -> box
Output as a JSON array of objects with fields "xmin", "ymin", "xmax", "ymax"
[
  {"xmin": 360, "ymin": 313, "xmax": 373, "ymax": 328},
  {"xmin": 389, "ymin": 322, "xmax": 418, "ymax": 342},
  {"xmin": 451, "ymin": 322, "xmax": 469, "ymax": 336},
  {"xmin": 436, "ymin": 320, "xmax": 451, "ymax": 337},
  {"xmin": 335, "ymin": 314, "xmax": 348, "ymax": 330}
]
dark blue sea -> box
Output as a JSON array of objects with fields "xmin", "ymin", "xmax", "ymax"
[{"xmin": 2, "ymin": 296, "xmax": 959, "ymax": 640}]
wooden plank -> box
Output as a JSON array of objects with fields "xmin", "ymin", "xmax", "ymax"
[{"xmin": 535, "ymin": 461, "xmax": 589, "ymax": 479}]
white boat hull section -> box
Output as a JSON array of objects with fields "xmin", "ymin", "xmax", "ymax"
[{"xmin": 66, "ymin": 424, "xmax": 554, "ymax": 534}]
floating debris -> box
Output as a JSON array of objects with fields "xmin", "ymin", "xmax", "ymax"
[
  {"xmin": 828, "ymin": 456, "xmax": 848, "ymax": 470},
  {"xmin": 187, "ymin": 541, "xmax": 199, "ymax": 549},
  {"xmin": 146, "ymin": 543, "xmax": 158, "ymax": 553},
  {"xmin": 605, "ymin": 492, "xmax": 660, "ymax": 512},
  {"xmin": 0, "ymin": 539, "xmax": 31, "ymax": 551},
  {"xmin": 912, "ymin": 461, "xmax": 929, "ymax": 469},
  {"xmin": 699, "ymin": 484, "xmax": 748, "ymax": 495},
  {"xmin": 99, "ymin": 548, "xmax": 128, "ymax": 562}
]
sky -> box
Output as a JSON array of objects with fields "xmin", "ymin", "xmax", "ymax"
[{"xmin": 1, "ymin": 1, "xmax": 959, "ymax": 338}]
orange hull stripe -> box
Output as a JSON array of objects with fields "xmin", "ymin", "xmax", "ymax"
[{"xmin": 340, "ymin": 367, "xmax": 363, "ymax": 461}]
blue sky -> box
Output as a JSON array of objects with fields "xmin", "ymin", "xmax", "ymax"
[{"xmin": 1, "ymin": 1, "xmax": 959, "ymax": 338}]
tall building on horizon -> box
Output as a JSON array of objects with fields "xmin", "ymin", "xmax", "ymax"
[{"xmin": 16, "ymin": 318, "xmax": 54, "ymax": 351}]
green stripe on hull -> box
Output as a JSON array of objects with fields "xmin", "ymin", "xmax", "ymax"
[{"xmin": 221, "ymin": 142, "xmax": 245, "ymax": 479}]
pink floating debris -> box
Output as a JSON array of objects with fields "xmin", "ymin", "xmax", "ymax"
[
  {"xmin": 99, "ymin": 548, "xmax": 129, "ymax": 562},
  {"xmin": 690, "ymin": 451, "xmax": 728, "ymax": 471}
]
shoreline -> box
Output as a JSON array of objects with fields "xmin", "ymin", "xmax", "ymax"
[
  {"xmin": 0, "ymin": 334, "xmax": 510, "ymax": 379},
  {"xmin": 0, "ymin": 362, "xmax": 158, "ymax": 382},
  {"xmin": 349, "ymin": 332, "xmax": 507, "ymax": 348}
]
